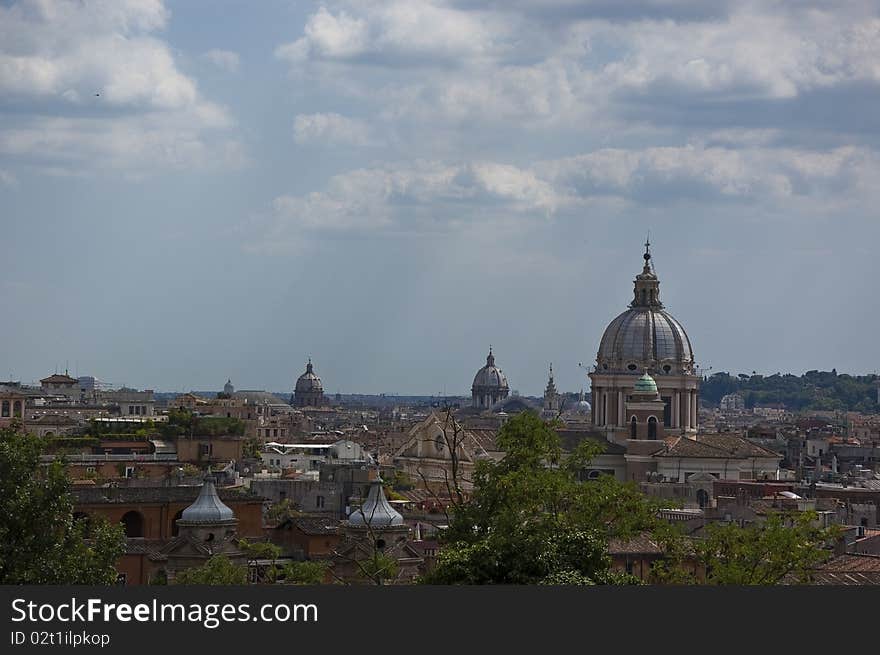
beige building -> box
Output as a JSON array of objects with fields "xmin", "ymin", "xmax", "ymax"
[
  {"xmin": 393, "ymin": 411, "xmax": 501, "ymax": 494},
  {"xmin": 0, "ymin": 384, "xmax": 27, "ymax": 430}
]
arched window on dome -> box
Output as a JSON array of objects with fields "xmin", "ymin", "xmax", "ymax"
[
  {"xmin": 648, "ymin": 416, "xmax": 658, "ymax": 440},
  {"xmin": 630, "ymin": 416, "xmax": 637, "ymax": 438}
]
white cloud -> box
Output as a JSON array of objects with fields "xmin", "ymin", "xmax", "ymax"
[
  {"xmin": 0, "ymin": 115, "xmax": 247, "ymax": 174},
  {"xmin": 0, "ymin": 170, "xmax": 19, "ymax": 187},
  {"xmin": 275, "ymin": 1, "xmax": 880, "ymax": 139},
  {"xmin": 540, "ymin": 145, "xmax": 878, "ymax": 202},
  {"xmin": 293, "ymin": 113, "xmax": 374, "ymax": 146},
  {"xmin": 247, "ymin": 143, "xmax": 876, "ymax": 252},
  {"xmin": 276, "ymin": 2, "xmax": 500, "ymax": 65},
  {"xmin": 0, "ymin": 0, "xmax": 240, "ymax": 174},
  {"xmin": 246, "ymin": 159, "xmax": 560, "ymax": 252},
  {"xmin": 203, "ymin": 49, "xmax": 240, "ymax": 73}
]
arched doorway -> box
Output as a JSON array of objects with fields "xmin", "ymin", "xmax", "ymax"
[
  {"xmin": 696, "ymin": 489, "xmax": 709, "ymax": 509},
  {"xmin": 121, "ymin": 511, "xmax": 144, "ymax": 538}
]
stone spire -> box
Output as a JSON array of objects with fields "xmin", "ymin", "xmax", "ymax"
[
  {"xmin": 545, "ymin": 363, "xmax": 557, "ymax": 396},
  {"xmin": 631, "ymin": 237, "xmax": 663, "ymax": 309},
  {"xmin": 486, "ymin": 346, "xmax": 495, "ymax": 367},
  {"xmin": 543, "ymin": 363, "xmax": 559, "ymax": 414}
]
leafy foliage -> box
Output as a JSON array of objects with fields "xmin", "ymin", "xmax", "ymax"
[
  {"xmin": 702, "ymin": 370, "xmax": 879, "ymax": 413},
  {"xmin": 653, "ymin": 512, "xmax": 835, "ymax": 584},
  {"xmin": 158, "ymin": 408, "xmax": 245, "ymax": 438},
  {"xmin": 173, "ymin": 555, "xmax": 248, "ymax": 585},
  {"xmin": 280, "ymin": 560, "xmax": 327, "ymax": 585},
  {"xmin": 0, "ymin": 428, "xmax": 125, "ymax": 584},
  {"xmin": 421, "ymin": 411, "xmax": 663, "ymax": 585},
  {"xmin": 265, "ymin": 498, "xmax": 301, "ymax": 525}
]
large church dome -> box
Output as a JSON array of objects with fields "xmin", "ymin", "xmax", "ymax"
[
  {"xmin": 472, "ymin": 348, "xmax": 509, "ymax": 391},
  {"xmin": 295, "ymin": 359, "xmax": 323, "ymax": 393},
  {"xmin": 596, "ymin": 245, "xmax": 695, "ymax": 376},
  {"xmin": 471, "ymin": 347, "xmax": 510, "ymax": 409}
]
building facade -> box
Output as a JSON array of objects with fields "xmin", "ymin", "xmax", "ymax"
[{"xmin": 589, "ymin": 243, "xmax": 700, "ymax": 444}]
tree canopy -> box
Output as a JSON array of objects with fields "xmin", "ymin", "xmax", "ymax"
[
  {"xmin": 655, "ymin": 512, "xmax": 835, "ymax": 584},
  {"xmin": 421, "ymin": 411, "xmax": 660, "ymax": 585},
  {"xmin": 419, "ymin": 411, "xmax": 835, "ymax": 586},
  {"xmin": 173, "ymin": 555, "xmax": 248, "ymax": 585},
  {"xmin": 0, "ymin": 427, "xmax": 125, "ymax": 584},
  {"xmin": 701, "ymin": 370, "xmax": 878, "ymax": 413}
]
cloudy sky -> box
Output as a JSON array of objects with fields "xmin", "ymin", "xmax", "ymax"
[{"xmin": 2, "ymin": 0, "xmax": 879, "ymax": 395}]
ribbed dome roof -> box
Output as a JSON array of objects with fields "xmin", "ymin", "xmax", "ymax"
[
  {"xmin": 348, "ymin": 478, "xmax": 403, "ymax": 528},
  {"xmin": 598, "ymin": 308, "xmax": 693, "ymax": 372},
  {"xmin": 295, "ymin": 359, "xmax": 323, "ymax": 392},
  {"xmin": 179, "ymin": 476, "xmax": 236, "ymax": 525},
  {"xmin": 596, "ymin": 244, "xmax": 694, "ymax": 375},
  {"xmin": 472, "ymin": 348, "xmax": 509, "ymax": 390}
]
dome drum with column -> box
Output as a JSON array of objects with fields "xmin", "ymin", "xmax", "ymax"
[
  {"xmin": 292, "ymin": 359, "xmax": 325, "ymax": 407},
  {"xmin": 589, "ymin": 242, "xmax": 700, "ymax": 443},
  {"xmin": 471, "ymin": 348, "xmax": 510, "ymax": 409}
]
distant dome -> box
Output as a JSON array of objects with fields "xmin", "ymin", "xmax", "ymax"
[
  {"xmin": 179, "ymin": 477, "xmax": 236, "ymax": 525},
  {"xmin": 223, "ymin": 379, "xmax": 234, "ymax": 395},
  {"xmin": 634, "ymin": 372, "xmax": 658, "ymax": 395},
  {"xmin": 295, "ymin": 359, "xmax": 323, "ymax": 393},
  {"xmin": 348, "ymin": 478, "xmax": 403, "ymax": 528},
  {"xmin": 472, "ymin": 348, "xmax": 509, "ymax": 391}
]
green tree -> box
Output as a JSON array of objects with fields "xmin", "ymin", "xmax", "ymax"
[
  {"xmin": 655, "ymin": 512, "xmax": 835, "ymax": 585},
  {"xmin": 280, "ymin": 561, "xmax": 327, "ymax": 585},
  {"xmin": 265, "ymin": 498, "xmax": 302, "ymax": 525},
  {"xmin": 0, "ymin": 427, "xmax": 125, "ymax": 584},
  {"xmin": 421, "ymin": 411, "xmax": 663, "ymax": 585},
  {"xmin": 173, "ymin": 555, "xmax": 248, "ymax": 585},
  {"xmin": 238, "ymin": 540, "xmax": 281, "ymax": 583}
]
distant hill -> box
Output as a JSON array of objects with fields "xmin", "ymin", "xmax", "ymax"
[{"xmin": 701, "ymin": 370, "xmax": 879, "ymax": 413}]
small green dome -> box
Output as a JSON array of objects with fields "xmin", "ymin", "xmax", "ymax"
[{"xmin": 634, "ymin": 372, "xmax": 658, "ymax": 394}]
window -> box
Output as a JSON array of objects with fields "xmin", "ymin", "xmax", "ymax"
[
  {"xmin": 13, "ymin": 400, "xmax": 21, "ymax": 417},
  {"xmin": 630, "ymin": 416, "xmax": 637, "ymax": 438},
  {"xmin": 648, "ymin": 416, "xmax": 658, "ymax": 440},
  {"xmin": 1, "ymin": 401, "xmax": 9, "ymax": 417},
  {"xmin": 316, "ymin": 495, "xmax": 325, "ymax": 509},
  {"xmin": 121, "ymin": 511, "xmax": 144, "ymax": 537}
]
